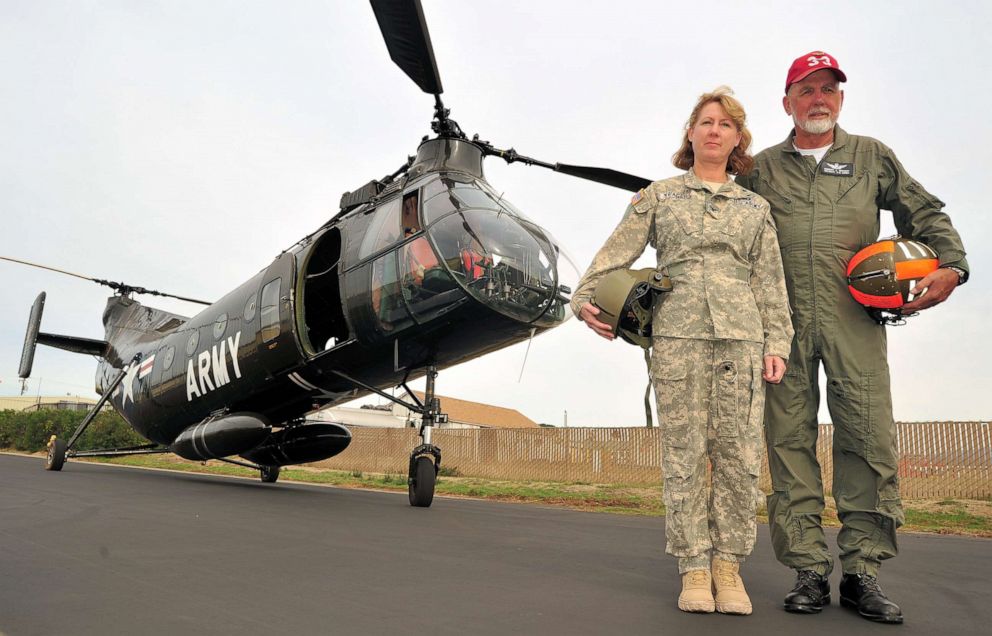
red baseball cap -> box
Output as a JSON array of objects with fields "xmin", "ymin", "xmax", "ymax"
[{"xmin": 785, "ymin": 51, "xmax": 847, "ymax": 93}]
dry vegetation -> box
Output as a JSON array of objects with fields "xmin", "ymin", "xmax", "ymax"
[{"xmin": 14, "ymin": 451, "xmax": 986, "ymax": 537}]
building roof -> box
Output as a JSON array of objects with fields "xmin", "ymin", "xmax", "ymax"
[
  {"xmin": 406, "ymin": 391, "xmax": 538, "ymax": 429},
  {"xmin": 0, "ymin": 395, "xmax": 99, "ymax": 412}
]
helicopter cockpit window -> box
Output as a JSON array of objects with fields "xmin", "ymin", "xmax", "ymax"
[
  {"xmin": 426, "ymin": 209, "xmax": 561, "ymax": 324},
  {"xmin": 370, "ymin": 253, "xmax": 413, "ymax": 333},
  {"xmin": 260, "ymin": 278, "xmax": 282, "ymax": 343},
  {"xmin": 401, "ymin": 191, "xmax": 421, "ymax": 235},
  {"xmin": 358, "ymin": 197, "xmax": 402, "ymax": 259},
  {"xmin": 451, "ymin": 186, "xmax": 498, "ymax": 211},
  {"xmin": 399, "ymin": 236, "xmax": 459, "ymax": 322},
  {"xmin": 423, "ymin": 191, "xmax": 458, "ymax": 225},
  {"xmin": 419, "ymin": 177, "xmax": 446, "ymax": 202}
]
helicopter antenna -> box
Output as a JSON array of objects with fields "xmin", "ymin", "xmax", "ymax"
[
  {"xmin": 517, "ymin": 327, "xmax": 537, "ymax": 383},
  {"xmin": 1, "ymin": 256, "xmax": 212, "ymax": 306}
]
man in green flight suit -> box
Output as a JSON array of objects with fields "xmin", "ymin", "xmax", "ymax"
[{"xmin": 736, "ymin": 51, "xmax": 969, "ymax": 625}]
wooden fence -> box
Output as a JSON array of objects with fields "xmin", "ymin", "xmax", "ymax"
[{"xmin": 311, "ymin": 421, "xmax": 992, "ymax": 499}]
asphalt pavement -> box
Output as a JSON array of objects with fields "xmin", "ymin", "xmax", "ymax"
[{"xmin": 1, "ymin": 453, "xmax": 988, "ymax": 635}]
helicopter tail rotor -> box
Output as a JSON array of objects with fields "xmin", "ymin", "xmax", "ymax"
[{"xmin": 18, "ymin": 291, "xmax": 110, "ymax": 379}]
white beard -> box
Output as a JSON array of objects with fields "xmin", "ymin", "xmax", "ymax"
[{"xmin": 794, "ymin": 112, "xmax": 836, "ymax": 135}]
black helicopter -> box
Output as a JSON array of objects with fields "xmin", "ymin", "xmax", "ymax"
[{"xmin": 7, "ymin": 0, "xmax": 650, "ymax": 507}]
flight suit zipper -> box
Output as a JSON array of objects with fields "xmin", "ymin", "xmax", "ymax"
[{"xmin": 797, "ymin": 153, "xmax": 819, "ymax": 341}]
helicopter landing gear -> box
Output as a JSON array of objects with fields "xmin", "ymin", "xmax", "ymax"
[
  {"xmin": 328, "ymin": 362, "xmax": 447, "ymax": 508},
  {"xmin": 409, "ymin": 453, "xmax": 437, "ymax": 507},
  {"xmin": 260, "ymin": 465, "xmax": 281, "ymax": 483},
  {"xmin": 45, "ymin": 436, "xmax": 67, "ymax": 471},
  {"xmin": 407, "ymin": 364, "xmax": 445, "ymax": 508},
  {"xmin": 41, "ymin": 359, "xmax": 135, "ymax": 472}
]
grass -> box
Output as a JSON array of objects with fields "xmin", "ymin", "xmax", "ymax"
[
  {"xmin": 901, "ymin": 499, "xmax": 992, "ymax": 535},
  {"xmin": 11, "ymin": 451, "xmax": 992, "ymax": 537}
]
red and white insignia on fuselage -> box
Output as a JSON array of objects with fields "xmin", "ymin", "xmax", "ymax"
[{"xmin": 138, "ymin": 354, "xmax": 155, "ymax": 379}]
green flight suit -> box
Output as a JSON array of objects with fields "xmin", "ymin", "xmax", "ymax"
[{"xmin": 736, "ymin": 126, "xmax": 970, "ymax": 577}]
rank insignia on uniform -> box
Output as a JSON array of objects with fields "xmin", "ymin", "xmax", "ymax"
[
  {"xmin": 821, "ymin": 161, "xmax": 854, "ymax": 176},
  {"xmin": 631, "ymin": 191, "xmax": 643, "ymax": 205}
]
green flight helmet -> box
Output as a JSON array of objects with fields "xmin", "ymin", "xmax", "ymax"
[{"xmin": 592, "ymin": 268, "xmax": 672, "ymax": 347}]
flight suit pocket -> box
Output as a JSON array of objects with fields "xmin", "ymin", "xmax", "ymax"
[
  {"xmin": 878, "ymin": 481, "xmax": 905, "ymax": 527},
  {"xmin": 831, "ymin": 170, "xmax": 878, "ymax": 251},
  {"xmin": 827, "ymin": 375, "xmax": 871, "ymax": 453},
  {"xmin": 759, "ymin": 179, "xmax": 795, "ymax": 248},
  {"xmin": 835, "ymin": 170, "xmax": 868, "ymax": 202}
]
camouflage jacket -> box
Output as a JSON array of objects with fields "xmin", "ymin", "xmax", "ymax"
[{"xmin": 571, "ymin": 169, "xmax": 794, "ymax": 358}]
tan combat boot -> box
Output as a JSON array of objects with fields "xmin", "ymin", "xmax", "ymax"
[
  {"xmin": 712, "ymin": 559, "xmax": 752, "ymax": 615},
  {"xmin": 678, "ymin": 569, "xmax": 716, "ymax": 613}
]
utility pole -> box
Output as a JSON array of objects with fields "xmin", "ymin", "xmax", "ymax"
[{"xmin": 563, "ymin": 409, "xmax": 568, "ymax": 428}]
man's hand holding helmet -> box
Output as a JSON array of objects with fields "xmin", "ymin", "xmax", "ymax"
[
  {"xmin": 902, "ymin": 267, "xmax": 961, "ymax": 313},
  {"xmin": 846, "ymin": 236, "xmax": 965, "ymax": 319}
]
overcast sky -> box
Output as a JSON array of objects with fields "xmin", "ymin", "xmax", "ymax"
[{"xmin": 2, "ymin": 0, "xmax": 989, "ymax": 427}]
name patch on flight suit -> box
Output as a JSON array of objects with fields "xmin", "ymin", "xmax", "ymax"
[{"xmin": 821, "ymin": 161, "xmax": 854, "ymax": 176}]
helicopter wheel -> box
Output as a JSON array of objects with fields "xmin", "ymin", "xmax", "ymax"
[
  {"xmin": 260, "ymin": 465, "xmax": 280, "ymax": 483},
  {"xmin": 45, "ymin": 437, "xmax": 67, "ymax": 471},
  {"xmin": 408, "ymin": 455, "xmax": 436, "ymax": 507}
]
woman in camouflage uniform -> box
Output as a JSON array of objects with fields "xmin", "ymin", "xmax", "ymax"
[{"xmin": 571, "ymin": 87, "xmax": 793, "ymax": 615}]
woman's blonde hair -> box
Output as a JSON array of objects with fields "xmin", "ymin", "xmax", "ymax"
[{"xmin": 671, "ymin": 86, "xmax": 754, "ymax": 176}]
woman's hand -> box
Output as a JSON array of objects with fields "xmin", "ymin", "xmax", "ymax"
[
  {"xmin": 578, "ymin": 303, "xmax": 615, "ymax": 341},
  {"xmin": 763, "ymin": 355, "xmax": 786, "ymax": 384}
]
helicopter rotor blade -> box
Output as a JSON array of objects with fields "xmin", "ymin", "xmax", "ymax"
[
  {"xmin": 476, "ymin": 143, "xmax": 653, "ymax": 193},
  {"xmin": 370, "ymin": 0, "xmax": 443, "ymax": 95},
  {"xmin": 552, "ymin": 164, "xmax": 653, "ymax": 193},
  {"xmin": 1, "ymin": 255, "xmax": 211, "ymax": 306},
  {"xmin": 1, "ymin": 256, "xmax": 96, "ymax": 283}
]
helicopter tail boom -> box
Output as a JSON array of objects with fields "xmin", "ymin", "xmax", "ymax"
[{"xmin": 19, "ymin": 291, "xmax": 109, "ymax": 379}]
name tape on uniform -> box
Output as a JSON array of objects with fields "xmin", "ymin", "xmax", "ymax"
[{"xmin": 821, "ymin": 161, "xmax": 854, "ymax": 176}]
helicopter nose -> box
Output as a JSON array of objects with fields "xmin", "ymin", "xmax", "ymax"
[{"xmin": 426, "ymin": 208, "xmax": 571, "ymax": 328}]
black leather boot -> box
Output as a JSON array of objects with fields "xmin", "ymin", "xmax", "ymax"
[
  {"xmin": 839, "ymin": 573, "xmax": 903, "ymax": 624},
  {"xmin": 784, "ymin": 570, "xmax": 831, "ymax": 613}
]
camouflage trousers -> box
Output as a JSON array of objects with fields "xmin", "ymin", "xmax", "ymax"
[{"xmin": 652, "ymin": 337, "xmax": 766, "ymax": 573}]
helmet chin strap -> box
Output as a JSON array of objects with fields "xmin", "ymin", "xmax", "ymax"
[{"xmin": 865, "ymin": 307, "xmax": 916, "ymax": 326}]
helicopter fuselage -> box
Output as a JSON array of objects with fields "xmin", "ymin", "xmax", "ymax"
[{"xmin": 95, "ymin": 138, "xmax": 576, "ymax": 447}]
